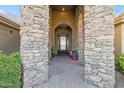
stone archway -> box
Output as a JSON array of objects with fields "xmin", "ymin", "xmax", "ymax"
[{"xmin": 20, "ymin": 5, "xmax": 115, "ymax": 88}]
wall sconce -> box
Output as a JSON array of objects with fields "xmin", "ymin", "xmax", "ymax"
[{"xmin": 10, "ymin": 30, "xmax": 13, "ymax": 34}]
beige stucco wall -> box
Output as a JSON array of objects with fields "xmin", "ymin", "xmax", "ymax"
[
  {"xmin": 121, "ymin": 23, "xmax": 124, "ymax": 53},
  {"xmin": 52, "ymin": 10, "xmax": 75, "ymax": 31},
  {"xmin": 114, "ymin": 12, "xmax": 124, "ymax": 55},
  {"xmin": 0, "ymin": 22, "xmax": 20, "ymax": 53},
  {"xmin": 114, "ymin": 24, "xmax": 122, "ymax": 55}
]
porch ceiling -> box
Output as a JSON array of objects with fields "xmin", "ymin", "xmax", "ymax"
[{"xmin": 50, "ymin": 5, "xmax": 77, "ymax": 11}]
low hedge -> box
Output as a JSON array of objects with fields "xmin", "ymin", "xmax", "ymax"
[
  {"xmin": 0, "ymin": 51, "xmax": 21, "ymax": 88},
  {"xmin": 115, "ymin": 54, "xmax": 124, "ymax": 72}
]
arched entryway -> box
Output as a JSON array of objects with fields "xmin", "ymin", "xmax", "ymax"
[
  {"xmin": 48, "ymin": 6, "xmax": 89, "ymax": 87},
  {"xmin": 55, "ymin": 25, "xmax": 72, "ymax": 55},
  {"xmin": 21, "ymin": 5, "xmax": 115, "ymax": 88}
]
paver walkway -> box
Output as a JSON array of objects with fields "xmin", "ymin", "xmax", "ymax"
[
  {"xmin": 43, "ymin": 56, "xmax": 124, "ymax": 88},
  {"xmin": 115, "ymin": 71, "xmax": 124, "ymax": 88},
  {"xmin": 48, "ymin": 56, "xmax": 97, "ymax": 88}
]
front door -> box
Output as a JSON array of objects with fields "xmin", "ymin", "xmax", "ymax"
[{"xmin": 57, "ymin": 35, "xmax": 67, "ymax": 55}]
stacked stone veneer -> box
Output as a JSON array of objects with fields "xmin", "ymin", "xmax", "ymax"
[
  {"xmin": 20, "ymin": 5, "xmax": 116, "ymax": 88},
  {"xmin": 76, "ymin": 6, "xmax": 85, "ymax": 65},
  {"xmin": 84, "ymin": 6, "xmax": 115, "ymax": 87},
  {"xmin": 20, "ymin": 5, "xmax": 49, "ymax": 87}
]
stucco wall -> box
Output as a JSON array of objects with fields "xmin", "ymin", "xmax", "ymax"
[
  {"xmin": 0, "ymin": 23, "xmax": 20, "ymax": 53},
  {"xmin": 114, "ymin": 24, "xmax": 122, "ymax": 55},
  {"xmin": 121, "ymin": 23, "xmax": 124, "ymax": 54},
  {"xmin": 114, "ymin": 12, "xmax": 124, "ymax": 55}
]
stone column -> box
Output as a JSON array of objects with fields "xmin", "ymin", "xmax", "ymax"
[
  {"xmin": 20, "ymin": 5, "xmax": 49, "ymax": 87},
  {"xmin": 84, "ymin": 6, "xmax": 115, "ymax": 88},
  {"xmin": 76, "ymin": 6, "xmax": 84, "ymax": 65}
]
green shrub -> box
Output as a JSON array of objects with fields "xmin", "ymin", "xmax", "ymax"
[
  {"xmin": 0, "ymin": 51, "xmax": 21, "ymax": 88},
  {"xmin": 115, "ymin": 54, "xmax": 124, "ymax": 72},
  {"xmin": 9, "ymin": 52, "xmax": 20, "ymax": 63}
]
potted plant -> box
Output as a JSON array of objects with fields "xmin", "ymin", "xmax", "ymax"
[{"xmin": 51, "ymin": 46, "xmax": 55, "ymax": 57}]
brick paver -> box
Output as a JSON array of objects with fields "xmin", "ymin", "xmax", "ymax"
[
  {"xmin": 115, "ymin": 71, "xmax": 124, "ymax": 88},
  {"xmin": 48, "ymin": 56, "xmax": 97, "ymax": 88}
]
